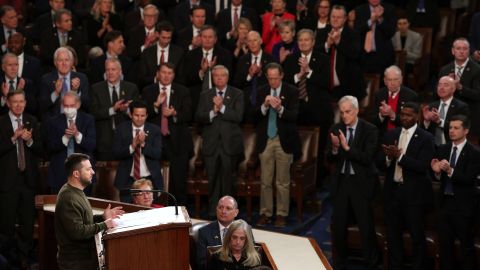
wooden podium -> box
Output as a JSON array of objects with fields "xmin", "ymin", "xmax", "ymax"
[{"xmin": 35, "ymin": 195, "xmax": 191, "ymax": 270}]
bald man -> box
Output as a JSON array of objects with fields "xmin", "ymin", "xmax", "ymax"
[{"xmin": 422, "ymin": 76, "xmax": 469, "ymax": 145}]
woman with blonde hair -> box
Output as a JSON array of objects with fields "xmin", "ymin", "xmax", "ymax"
[
  {"xmin": 86, "ymin": 0, "xmax": 122, "ymax": 46},
  {"xmin": 210, "ymin": 219, "xmax": 261, "ymax": 269}
]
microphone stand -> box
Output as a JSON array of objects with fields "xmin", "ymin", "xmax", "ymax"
[{"xmin": 129, "ymin": 189, "xmax": 179, "ymax": 216}]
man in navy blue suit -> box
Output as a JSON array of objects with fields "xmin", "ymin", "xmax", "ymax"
[
  {"xmin": 45, "ymin": 91, "xmax": 96, "ymax": 194},
  {"xmin": 113, "ymin": 100, "xmax": 163, "ymax": 202},
  {"xmin": 39, "ymin": 47, "xmax": 90, "ymax": 121},
  {"xmin": 196, "ymin": 196, "xmax": 239, "ymax": 270},
  {"xmin": 378, "ymin": 102, "xmax": 435, "ymax": 270}
]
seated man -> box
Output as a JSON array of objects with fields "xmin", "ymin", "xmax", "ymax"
[
  {"xmin": 130, "ymin": 179, "xmax": 162, "ymax": 208},
  {"xmin": 197, "ymin": 196, "xmax": 239, "ymax": 270}
]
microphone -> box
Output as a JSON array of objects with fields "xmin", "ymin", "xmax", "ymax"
[{"xmin": 122, "ymin": 189, "xmax": 179, "ymax": 216}]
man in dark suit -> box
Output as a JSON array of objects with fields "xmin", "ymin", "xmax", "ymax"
[
  {"xmin": 113, "ymin": 100, "xmax": 163, "ymax": 202},
  {"xmin": 39, "ymin": 47, "xmax": 90, "ymax": 121},
  {"xmin": 195, "ymin": 65, "xmax": 244, "ymax": 216},
  {"xmin": 316, "ymin": 5, "xmax": 366, "ymax": 101},
  {"xmin": 5, "ymin": 32, "xmax": 42, "ymax": 87},
  {"xmin": 90, "ymin": 58, "xmax": 139, "ymax": 161},
  {"xmin": 431, "ymin": 115, "xmax": 479, "ymax": 270},
  {"xmin": 175, "ymin": 5, "xmax": 206, "ymax": 51},
  {"xmin": 139, "ymin": 21, "xmax": 184, "ymax": 89},
  {"xmin": 196, "ymin": 196, "xmax": 239, "ymax": 270},
  {"xmin": 181, "ymin": 25, "xmax": 233, "ymax": 113},
  {"xmin": 215, "ymin": 0, "xmax": 259, "ymax": 47},
  {"xmin": 142, "ymin": 63, "xmax": 193, "ymax": 206},
  {"xmin": 371, "ymin": 65, "xmax": 418, "ymax": 140},
  {"xmin": 0, "ymin": 53, "xmax": 37, "ymax": 117},
  {"xmin": 254, "ymin": 63, "xmax": 300, "ymax": 228},
  {"xmin": 0, "ymin": 5, "xmax": 26, "ymax": 54},
  {"xmin": 233, "ymin": 31, "xmax": 276, "ymax": 123},
  {"xmin": 89, "ymin": 31, "xmax": 133, "ymax": 84},
  {"xmin": 379, "ymin": 102, "xmax": 435, "ymax": 270},
  {"xmin": 0, "ymin": 91, "xmax": 42, "ymax": 269},
  {"xmin": 45, "ymin": 91, "xmax": 96, "ymax": 194},
  {"xmin": 354, "ymin": 0, "xmax": 396, "ymax": 75},
  {"xmin": 39, "ymin": 9, "xmax": 86, "ymax": 68},
  {"xmin": 422, "ymin": 76, "xmax": 469, "ymax": 145},
  {"xmin": 172, "ymin": 0, "xmax": 215, "ymax": 31},
  {"xmin": 326, "ymin": 95, "xmax": 379, "ymax": 270},
  {"xmin": 283, "ymin": 28, "xmax": 331, "ymax": 185},
  {"xmin": 125, "ymin": 4, "xmax": 160, "ymax": 62},
  {"xmin": 438, "ymin": 38, "xmax": 480, "ymax": 137}
]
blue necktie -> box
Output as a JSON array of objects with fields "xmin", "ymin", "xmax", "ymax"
[
  {"xmin": 267, "ymin": 90, "xmax": 277, "ymax": 138},
  {"xmin": 444, "ymin": 146, "xmax": 457, "ymax": 195},
  {"xmin": 67, "ymin": 119, "xmax": 75, "ymax": 156}
]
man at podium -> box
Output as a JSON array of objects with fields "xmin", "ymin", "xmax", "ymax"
[{"xmin": 55, "ymin": 153, "xmax": 124, "ymax": 270}]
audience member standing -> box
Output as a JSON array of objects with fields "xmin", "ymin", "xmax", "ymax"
[
  {"xmin": 354, "ymin": 0, "xmax": 396, "ymax": 75},
  {"xmin": 327, "ymin": 95, "xmax": 379, "ymax": 270},
  {"xmin": 431, "ymin": 115, "xmax": 480, "ymax": 270},
  {"xmin": 142, "ymin": 63, "xmax": 193, "ymax": 206},
  {"xmin": 378, "ymin": 102, "xmax": 434, "ymax": 270},
  {"xmin": 261, "ymin": 0, "xmax": 295, "ymax": 54},
  {"xmin": 90, "ymin": 58, "xmax": 139, "ymax": 161},
  {"xmin": 195, "ymin": 65, "xmax": 244, "ymax": 217},
  {"xmin": 438, "ymin": 38, "xmax": 480, "ymax": 138},
  {"xmin": 45, "ymin": 91, "xmax": 96, "ymax": 193},
  {"xmin": 255, "ymin": 63, "xmax": 300, "ymax": 228},
  {"xmin": 0, "ymin": 91, "xmax": 42, "ymax": 269}
]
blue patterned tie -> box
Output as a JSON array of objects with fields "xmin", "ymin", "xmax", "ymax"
[
  {"xmin": 67, "ymin": 119, "xmax": 75, "ymax": 156},
  {"xmin": 267, "ymin": 89, "xmax": 277, "ymax": 138},
  {"xmin": 444, "ymin": 146, "xmax": 457, "ymax": 195}
]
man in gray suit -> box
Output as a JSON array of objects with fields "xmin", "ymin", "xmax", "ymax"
[
  {"xmin": 90, "ymin": 58, "xmax": 139, "ymax": 160},
  {"xmin": 391, "ymin": 16, "xmax": 422, "ymax": 76},
  {"xmin": 195, "ymin": 65, "xmax": 244, "ymax": 217}
]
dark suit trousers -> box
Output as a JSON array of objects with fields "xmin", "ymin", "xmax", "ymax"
[
  {"xmin": 204, "ymin": 144, "xmax": 237, "ymax": 217},
  {"xmin": 0, "ymin": 171, "xmax": 35, "ymax": 259},
  {"xmin": 162, "ymin": 136, "xmax": 189, "ymax": 206},
  {"xmin": 385, "ymin": 184, "xmax": 428, "ymax": 270},
  {"xmin": 332, "ymin": 174, "xmax": 378, "ymax": 270},
  {"xmin": 439, "ymin": 196, "xmax": 476, "ymax": 270}
]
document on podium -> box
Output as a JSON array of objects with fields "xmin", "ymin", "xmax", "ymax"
[{"xmin": 106, "ymin": 206, "xmax": 188, "ymax": 234}]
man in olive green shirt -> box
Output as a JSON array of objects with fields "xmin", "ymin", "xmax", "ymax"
[{"xmin": 55, "ymin": 153, "xmax": 124, "ymax": 270}]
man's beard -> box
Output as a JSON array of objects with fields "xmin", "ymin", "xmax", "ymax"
[{"xmin": 79, "ymin": 176, "xmax": 92, "ymax": 188}]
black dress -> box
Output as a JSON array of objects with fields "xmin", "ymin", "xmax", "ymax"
[{"xmin": 209, "ymin": 253, "xmax": 259, "ymax": 270}]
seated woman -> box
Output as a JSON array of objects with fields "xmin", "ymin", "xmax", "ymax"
[
  {"xmin": 130, "ymin": 179, "xmax": 162, "ymax": 208},
  {"xmin": 210, "ymin": 219, "xmax": 262, "ymax": 270}
]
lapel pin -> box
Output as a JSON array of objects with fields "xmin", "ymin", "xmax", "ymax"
[
  {"xmin": 281, "ymin": 96, "xmax": 285, "ymax": 99},
  {"xmin": 466, "ymin": 67, "xmax": 470, "ymax": 72},
  {"xmin": 121, "ymin": 91, "xmax": 125, "ymax": 96},
  {"xmin": 214, "ymin": 235, "xmax": 219, "ymax": 239},
  {"xmin": 226, "ymin": 96, "xmax": 231, "ymax": 99},
  {"xmin": 414, "ymin": 134, "xmax": 418, "ymax": 138}
]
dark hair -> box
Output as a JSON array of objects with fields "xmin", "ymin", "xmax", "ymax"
[
  {"xmin": 330, "ymin": 5, "xmax": 346, "ymax": 17},
  {"xmin": 157, "ymin": 62, "xmax": 175, "ymax": 72},
  {"xmin": 0, "ymin": 5, "xmax": 15, "ymax": 17},
  {"xmin": 264, "ymin": 62, "xmax": 284, "ymax": 75},
  {"xmin": 190, "ymin": 5, "xmax": 206, "ymax": 15},
  {"xmin": 156, "ymin": 20, "xmax": 174, "ymax": 33},
  {"xmin": 65, "ymin": 153, "xmax": 90, "ymax": 177},
  {"xmin": 7, "ymin": 90, "xmax": 25, "ymax": 100},
  {"xmin": 449, "ymin": 114, "xmax": 471, "ymax": 129},
  {"xmin": 402, "ymin": 102, "xmax": 419, "ymax": 114},
  {"xmin": 53, "ymin": 8, "xmax": 72, "ymax": 24},
  {"xmin": 200, "ymin": 25, "xmax": 217, "ymax": 36},
  {"xmin": 103, "ymin": 30, "xmax": 123, "ymax": 49},
  {"xmin": 129, "ymin": 99, "xmax": 148, "ymax": 112}
]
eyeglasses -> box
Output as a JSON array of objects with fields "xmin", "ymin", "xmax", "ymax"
[{"xmin": 132, "ymin": 191, "xmax": 153, "ymax": 197}]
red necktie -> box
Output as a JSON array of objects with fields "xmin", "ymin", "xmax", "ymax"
[
  {"xmin": 329, "ymin": 45, "xmax": 336, "ymax": 91},
  {"xmin": 233, "ymin": 8, "xmax": 239, "ymax": 27},
  {"xmin": 133, "ymin": 128, "xmax": 141, "ymax": 180},
  {"xmin": 159, "ymin": 49, "xmax": 165, "ymax": 65},
  {"xmin": 160, "ymin": 87, "xmax": 170, "ymax": 136}
]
